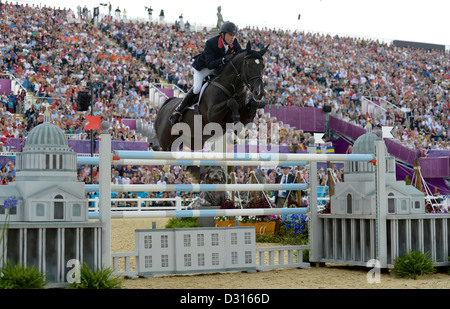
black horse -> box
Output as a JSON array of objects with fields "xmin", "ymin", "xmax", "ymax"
[{"xmin": 155, "ymin": 42, "xmax": 269, "ymax": 151}]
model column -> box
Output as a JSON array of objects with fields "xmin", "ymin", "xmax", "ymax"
[{"xmin": 99, "ymin": 121, "xmax": 112, "ymax": 268}]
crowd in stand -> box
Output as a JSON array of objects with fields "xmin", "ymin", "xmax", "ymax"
[{"xmin": 1, "ymin": 2, "xmax": 449, "ymax": 192}]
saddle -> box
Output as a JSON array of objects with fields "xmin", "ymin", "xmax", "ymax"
[{"xmin": 186, "ymin": 75, "xmax": 217, "ymax": 114}]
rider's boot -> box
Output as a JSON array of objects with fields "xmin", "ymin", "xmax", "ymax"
[{"xmin": 170, "ymin": 89, "xmax": 196, "ymax": 125}]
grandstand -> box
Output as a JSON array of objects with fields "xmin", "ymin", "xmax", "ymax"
[{"xmin": 1, "ymin": 1, "xmax": 450, "ymax": 198}]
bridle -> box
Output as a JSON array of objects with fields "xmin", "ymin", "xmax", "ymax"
[
  {"xmin": 211, "ymin": 54, "xmax": 264, "ymax": 101},
  {"xmin": 231, "ymin": 56, "xmax": 264, "ymax": 96}
]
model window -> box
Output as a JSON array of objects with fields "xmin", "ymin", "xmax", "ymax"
[
  {"xmin": 388, "ymin": 193, "xmax": 395, "ymax": 213},
  {"xmin": 346, "ymin": 193, "xmax": 352, "ymax": 214},
  {"xmin": 54, "ymin": 202, "xmax": 64, "ymax": 219},
  {"xmin": 36, "ymin": 203, "xmax": 45, "ymax": 217},
  {"xmin": 72, "ymin": 204, "xmax": 81, "ymax": 217}
]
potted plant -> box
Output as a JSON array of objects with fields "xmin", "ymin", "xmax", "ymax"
[
  {"xmin": 214, "ymin": 199, "xmax": 239, "ymax": 227},
  {"xmin": 281, "ymin": 213, "xmax": 309, "ymax": 237},
  {"xmin": 239, "ymin": 198, "xmax": 281, "ymax": 236}
]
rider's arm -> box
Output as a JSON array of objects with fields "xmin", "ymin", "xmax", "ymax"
[{"xmin": 203, "ymin": 39, "xmax": 225, "ymax": 70}]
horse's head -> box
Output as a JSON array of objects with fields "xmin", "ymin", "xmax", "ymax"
[{"xmin": 241, "ymin": 41, "xmax": 269, "ymax": 101}]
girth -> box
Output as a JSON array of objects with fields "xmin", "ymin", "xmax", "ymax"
[{"xmin": 210, "ymin": 81, "xmax": 246, "ymax": 99}]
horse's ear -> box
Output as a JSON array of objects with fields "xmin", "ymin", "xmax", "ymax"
[
  {"xmin": 246, "ymin": 41, "xmax": 251, "ymax": 53},
  {"xmin": 260, "ymin": 44, "xmax": 270, "ymax": 57}
]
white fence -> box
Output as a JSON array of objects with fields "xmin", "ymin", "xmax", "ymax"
[
  {"xmin": 111, "ymin": 244, "xmax": 310, "ymax": 278},
  {"xmin": 87, "ymin": 195, "xmax": 329, "ymax": 216},
  {"xmin": 88, "ymin": 196, "xmax": 193, "ymax": 213}
]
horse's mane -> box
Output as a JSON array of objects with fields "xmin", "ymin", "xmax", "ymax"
[
  {"xmin": 244, "ymin": 49, "xmax": 264, "ymax": 60},
  {"xmin": 232, "ymin": 48, "xmax": 264, "ymax": 61}
]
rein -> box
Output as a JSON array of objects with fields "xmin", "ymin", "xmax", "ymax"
[{"xmin": 211, "ymin": 55, "xmax": 261, "ymax": 100}]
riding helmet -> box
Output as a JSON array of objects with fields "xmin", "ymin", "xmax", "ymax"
[{"xmin": 220, "ymin": 22, "xmax": 238, "ymax": 35}]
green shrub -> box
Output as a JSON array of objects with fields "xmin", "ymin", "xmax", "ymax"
[
  {"xmin": 67, "ymin": 263, "xmax": 122, "ymax": 289},
  {"xmin": 391, "ymin": 250, "xmax": 436, "ymax": 279},
  {"xmin": 165, "ymin": 217, "xmax": 200, "ymax": 228},
  {"xmin": 0, "ymin": 261, "xmax": 49, "ymax": 289},
  {"xmin": 302, "ymin": 249, "xmax": 310, "ymax": 262},
  {"xmin": 448, "ymin": 257, "xmax": 450, "ymax": 275},
  {"xmin": 256, "ymin": 226, "xmax": 309, "ymax": 245}
]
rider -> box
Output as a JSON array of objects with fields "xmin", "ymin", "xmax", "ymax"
[{"xmin": 169, "ymin": 21, "xmax": 242, "ymax": 125}]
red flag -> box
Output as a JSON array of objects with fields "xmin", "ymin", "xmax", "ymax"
[{"xmin": 84, "ymin": 116, "xmax": 101, "ymax": 130}]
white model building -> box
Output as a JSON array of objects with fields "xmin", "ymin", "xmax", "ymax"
[
  {"xmin": 0, "ymin": 122, "xmax": 88, "ymax": 222},
  {"xmin": 331, "ymin": 130, "xmax": 425, "ymax": 215},
  {"xmin": 313, "ymin": 130, "xmax": 449, "ymax": 268},
  {"xmin": 135, "ymin": 227, "xmax": 256, "ymax": 276},
  {"xmin": 0, "ymin": 122, "xmax": 102, "ymax": 286}
]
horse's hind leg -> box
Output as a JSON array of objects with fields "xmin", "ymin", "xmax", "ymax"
[{"xmin": 226, "ymin": 98, "xmax": 241, "ymax": 124}]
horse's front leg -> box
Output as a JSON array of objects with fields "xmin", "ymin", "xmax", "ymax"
[
  {"xmin": 245, "ymin": 98, "xmax": 266, "ymax": 125},
  {"xmin": 226, "ymin": 98, "xmax": 241, "ymax": 124}
]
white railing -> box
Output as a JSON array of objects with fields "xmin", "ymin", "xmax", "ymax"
[
  {"xmin": 1, "ymin": 72, "xmax": 27, "ymax": 94},
  {"xmin": 360, "ymin": 96, "xmax": 407, "ymax": 123},
  {"xmin": 148, "ymin": 83, "xmax": 170, "ymax": 106},
  {"xmin": 65, "ymin": 134, "xmax": 84, "ymax": 140},
  {"xmin": 171, "ymin": 84, "xmax": 186, "ymax": 98},
  {"xmin": 256, "ymin": 245, "xmax": 310, "ymax": 271},
  {"xmin": 111, "ymin": 252, "xmax": 138, "ymax": 278},
  {"xmin": 111, "ymin": 244, "xmax": 311, "ymax": 278},
  {"xmin": 88, "ymin": 196, "xmax": 195, "ymax": 213}
]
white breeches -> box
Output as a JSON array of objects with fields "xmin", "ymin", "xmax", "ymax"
[{"xmin": 193, "ymin": 68, "xmax": 215, "ymax": 94}]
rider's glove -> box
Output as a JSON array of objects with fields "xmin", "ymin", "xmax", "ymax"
[{"xmin": 222, "ymin": 54, "xmax": 233, "ymax": 64}]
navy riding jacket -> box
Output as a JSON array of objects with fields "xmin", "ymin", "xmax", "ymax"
[{"xmin": 192, "ymin": 34, "xmax": 242, "ymax": 75}]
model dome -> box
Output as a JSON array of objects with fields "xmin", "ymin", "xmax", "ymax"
[
  {"xmin": 352, "ymin": 131, "xmax": 383, "ymax": 154},
  {"xmin": 23, "ymin": 122, "xmax": 69, "ymax": 150},
  {"xmin": 15, "ymin": 122, "xmax": 77, "ymax": 175}
]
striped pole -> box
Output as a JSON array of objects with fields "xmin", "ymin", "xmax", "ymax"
[
  {"xmin": 78, "ymin": 153, "xmax": 374, "ymax": 166},
  {"xmin": 85, "ymin": 183, "xmax": 308, "ymax": 193},
  {"xmin": 112, "ymin": 150, "xmax": 374, "ymax": 162},
  {"xmin": 112, "ymin": 159, "xmax": 308, "ymax": 167},
  {"xmin": 88, "ymin": 207, "xmax": 308, "ymax": 219},
  {"xmin": 77, "ymin": 157, "xmax": 307, "ymax": 166},
  {"xmin": 77, "ymin": 156, "xmax": 101, "ymax": 165}
]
